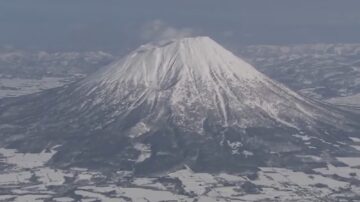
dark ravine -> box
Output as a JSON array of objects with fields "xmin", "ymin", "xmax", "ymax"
[{"xmin": 0, "ymin": 37, "xmax": 359, "ymax": 175}]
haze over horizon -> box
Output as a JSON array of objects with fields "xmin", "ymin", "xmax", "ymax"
[{"xmin": 1, "ymin": 0, "xmax": 360, "ymax": 52}]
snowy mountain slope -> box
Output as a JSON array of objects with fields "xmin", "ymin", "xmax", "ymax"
[
  {"xmin": 327, "ymin": 93, "xmax": 360, "ymax": 108},
  {"xmin": 76, "ymin": 37, "xmax": 354, "ymax": 131},
  {"xmin": 0, "ymin": 37, "xmax": 359, "ymax": 174}
]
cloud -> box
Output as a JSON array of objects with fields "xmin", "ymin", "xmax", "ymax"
[{"xmin": 140, "ymin": 20, "xmax": 195, "ymax": 41}]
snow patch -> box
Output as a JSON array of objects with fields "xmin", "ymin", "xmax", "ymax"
[{"xmin": 134, "ymin": 143, "xmax": 151, "ymax": 163}]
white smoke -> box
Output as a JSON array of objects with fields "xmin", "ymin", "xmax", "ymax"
[{"xmin": 140, "ymin": 19, "xmax": 195, "ymax": 41}]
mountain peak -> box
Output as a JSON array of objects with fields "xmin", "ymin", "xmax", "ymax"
[
  {"xmin": 84, "ymin": 36, "xmax": 261, "ymax": 90},
  {"xmin": 145, "ymin": 35, "xmax": 212, "ymax": 45},
  {"xmin": 138, "ymin": 36, "xmax": 215, "ymax": 51}
]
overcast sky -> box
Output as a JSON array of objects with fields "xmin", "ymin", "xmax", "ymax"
[{"xmin": 1, "ymin": 0, "xmax": 360, "ymax": 52}]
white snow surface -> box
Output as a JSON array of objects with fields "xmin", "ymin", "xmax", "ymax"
[
  {"xmin": 1, "ymin": 147, "xmax": 360, "ymax": 201},
  {"xmin": 0, "ymin": 146, "xmax": 58, "ymax": 169},
  {"xmin": 86, "ymin": 36, "xmax": 262, "ymax": 85}
]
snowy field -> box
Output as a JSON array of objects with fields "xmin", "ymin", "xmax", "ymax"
[{"xmin": 0, "ymin": 140, "xmax": 360, "ymax": 202}]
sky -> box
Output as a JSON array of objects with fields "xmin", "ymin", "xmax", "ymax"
[{"xmin": 1, "ymin": 0, "xmax": 360, "ymax": 52}]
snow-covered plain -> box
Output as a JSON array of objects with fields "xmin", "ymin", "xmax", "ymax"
[{"xmin": 0, "ymin": 146, "xmax": 360, "ymax": 201}]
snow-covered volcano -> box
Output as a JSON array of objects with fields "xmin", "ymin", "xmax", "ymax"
[
  {"xmin": 76, "ymin": 37, "xmax": 351, "ymax": 130},
  {"xmin": 0, "ymin": 37, "xmax": 359, "ymax": 174}
]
